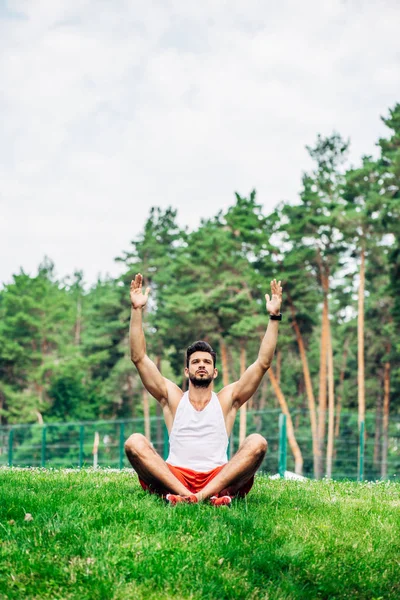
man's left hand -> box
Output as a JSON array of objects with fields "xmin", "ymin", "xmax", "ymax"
[{"xmin": 265, "ymin": 279, "xmax": 282, "ymax": 316}]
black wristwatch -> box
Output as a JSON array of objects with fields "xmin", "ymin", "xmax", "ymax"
[{"xmin": 269, "ymin": 313, "xmax": 282, "ymax": 320}]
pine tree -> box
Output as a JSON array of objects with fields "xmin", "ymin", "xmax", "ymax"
[
  {"xmin": 0, "ymin": 259, "xmax": 73, "ymax": 423},
  {"xmin": 282, "ymin": 133, "xmax": 350, "ymax": 477}
]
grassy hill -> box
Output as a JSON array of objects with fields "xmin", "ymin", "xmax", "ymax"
[{"xmin": 1, "ymin": 468, "xmax": 399, "ymax": 599}]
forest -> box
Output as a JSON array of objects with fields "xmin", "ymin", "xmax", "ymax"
[{"xmin": 1, "ymin": 103, "xmax": 399, "ymax": 479}]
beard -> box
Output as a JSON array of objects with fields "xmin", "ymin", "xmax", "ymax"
[{"xmin": 188, "ymin": 373, "xmax": 213, "ymax": 388}]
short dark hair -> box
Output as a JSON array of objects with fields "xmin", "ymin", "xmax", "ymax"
[{"xmin": 186, "ymin": 341, "xmax": 216, "ymax": 368}]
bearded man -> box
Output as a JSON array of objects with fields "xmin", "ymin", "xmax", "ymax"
[{"xmin": 124, "ymin": 273, "xmax": 282, "ymax": 506}]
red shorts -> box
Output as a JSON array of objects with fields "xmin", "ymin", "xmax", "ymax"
[{"xmin": 139, "ymin": 463, "xmax": 254, "ymax": 498}]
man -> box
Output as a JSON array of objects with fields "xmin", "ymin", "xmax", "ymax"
[{"xmin": 125, "ymin": 273, "xmax": 282, "ymax": 506}]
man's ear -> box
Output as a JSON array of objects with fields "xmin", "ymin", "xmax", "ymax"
[
  {"xmin": 184, "ymin": 367, "xmax": 189, "ymax": 378},
  {"xmin": 213, "ymin": 368, "xmax": 218, "ymax": 379}
]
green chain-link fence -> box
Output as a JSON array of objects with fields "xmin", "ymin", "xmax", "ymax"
[{"xmin": 0, "ymin": 409, "xmax": 399, "ymax": 480}]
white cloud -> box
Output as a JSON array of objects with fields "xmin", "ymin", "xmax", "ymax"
[{"xmin": 1, "ymin": 0, "xmax": 399, "ymax": 285}]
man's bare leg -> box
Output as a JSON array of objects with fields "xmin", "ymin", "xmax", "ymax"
[
  {"xmin": 124, "ymin": 433, "xmax": 192, "ymax": 496},
  {"xmin": 194, "ymin": 434, "xmax": 267, "ymax": 501}
]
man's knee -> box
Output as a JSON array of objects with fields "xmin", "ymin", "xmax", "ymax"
[
  {"xmin": 245, "ymin": 433, "xmax": 268, "ymax": 458},
  {"xmin": 124, "ymin": 433, "xmax": 150, "ymax": 459}
]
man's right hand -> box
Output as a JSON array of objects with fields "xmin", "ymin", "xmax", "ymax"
[{"xmin": 130, "ymin": 273, "xmax": 150, "ymax": 309}]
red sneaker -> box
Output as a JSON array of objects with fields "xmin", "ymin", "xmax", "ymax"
[
  {"xmin": 210, "ymin": 495, "xmax": 232, "ymax": 507},
  {"xmin": 165, "ymin": 494, "xmax": 198, "ymax": 505}
]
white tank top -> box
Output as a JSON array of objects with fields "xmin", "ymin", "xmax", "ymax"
[{"xmin": 167, "ymin": 391, "xmax": 229, "ymax": 471}]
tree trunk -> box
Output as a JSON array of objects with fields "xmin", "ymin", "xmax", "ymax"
[
  {"xmin": 276, "ymin": 349, "xmax": 282, "ymax": 385},
  {"xmin": 325, "ymin": 326, "xmax": 335, "ymax": 478},
  {"xmin": 335, "ymin": 337, "xmax": 349, "ymax": 440},
  {"xmin": 268, "ymin": 367, "xmax": 303, "ymax": 475},
  {"xmin": 254, "ymin": 377, "xmax": 267, "ymax": 433},
  {"xmin": 182, "ymin": 353, "xmax": 187, "ymax": 392},
  {"xmin": 315, "ymin": 249, "xmax": 332, "ymax": 479},
  {"xmin": 288, "ymin": 296, "xmax": 318, "ymax": 477},
  {"xmin": 142, "ymin": 388, "xmax": 151, "ymax": 441},
  {"xmin": 239, "ymin": 342, "xmax": 247, "ymax": 445},
  {"xmin": 220, "ymin": 338, "xmax": 230, "ymax": 387},
  {"xmin": 295, "ymin": 412, "xmax": 300, "ymax": 430},
  {"xmin": 373, "ymin": 391, "xmax": 382, "ymax": 469},
  {"xmin": 381, "ymin": 354, "xmax": 391, "ymax": 479},
  {"xmin": 357, "ymin": 245, "xmax": 366, "ymax": 477},
  {"xmin": 316, "ymin": 293, "xmax": 329, "ymax": 478},
  {"xmin": 220, "ymin": 337, "xmax": 232, "ymax": 452},
  {"xmin": 259, "ymin": 377, "xmax": 267, "ymax": 411},
  {"xmin": 127, "ymin": 374, "xmax": 135, "ymax": 419},
  {"xmin": 227, "ymin": 346, "xmax": 238, "ymax": 382},
  {"xmin": 358, "ymin": 245, "xmax": 365, "ymax": 427}
]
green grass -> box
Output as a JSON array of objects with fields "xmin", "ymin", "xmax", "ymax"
[{"xmin": 0, "ymin": 469, "xmax": 399, "ymax": 599}]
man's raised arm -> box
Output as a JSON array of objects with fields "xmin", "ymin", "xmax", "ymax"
[
  {"xmin": 230, "ymin": 279, "xmax": 282, "ymax": 408},
  {"xmin": 130, "ymin": 273, "xmax": 169, "ymax": 403}
]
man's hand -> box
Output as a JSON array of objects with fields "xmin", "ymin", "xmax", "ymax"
[
  {"xmin": 130, "ymin": 273, "xmax": 150, "ymax": 309},
  {"xmin": 265, "ymin": 279, "xmax": 282, "ymax": 316},
  {"xmin": 227, "ymin": 279, "xmax": 283, "ymax": 409}
]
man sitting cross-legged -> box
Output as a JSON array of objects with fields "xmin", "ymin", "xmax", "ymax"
[{"xmin": 125, "ymin": 273, "xmax": 282, "ymax": 506}]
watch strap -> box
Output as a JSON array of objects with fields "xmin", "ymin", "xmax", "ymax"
[{"xmin": 269, "ymin": 313, "xmax": 282, "ymax": 321}]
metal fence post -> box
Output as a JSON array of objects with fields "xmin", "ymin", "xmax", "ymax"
[
  {"xmin": 119, "ymin": 422, "xmax": 125, "ymax": 469},
  {"xmin": 278, "ymin": 413, "xmax": 287, "ymax": 478},
  {"xmin": 79, "ymin": 425, "xmax": 84, "ymax": 468},
  {"xmin": 8, "ymin": 429, "xmax": 14, "ymax": 467},
  {"xmin": 41, "ymin": 426, "xmax": 47, "ymax": 467},
  {"xmin": 163, "ymin": 424, "xmax": 169, "ymax": 460},
  {"xmin": 358, "ymin": 421, "xmax": 365, "ymax": 482}
]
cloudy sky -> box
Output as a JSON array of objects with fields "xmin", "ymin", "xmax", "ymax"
[{"xmin": 1, "ymin": 0, "xmax": 399, "ymax": 286}]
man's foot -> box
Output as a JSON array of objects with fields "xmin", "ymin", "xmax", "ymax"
[
  {"xmin": 210, "ymin": 495, "xmax": 232, "ymax": 507},
  {"xmin": 165, "ymin": 493, "xmax": 198, "ymax": 505}
]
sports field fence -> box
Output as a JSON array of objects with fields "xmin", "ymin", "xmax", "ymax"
[{"xmin": 0, "ymin": 409, "xmax": 399, "ymax": 480}]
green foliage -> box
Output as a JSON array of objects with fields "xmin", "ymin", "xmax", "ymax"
[
  {"xmin": 0, "ymin": 260, "xmax": 75, "ymax": 423},
  {"xmin": 46, "ymin": 360, "xmax": 102, "ymax": 422}
]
